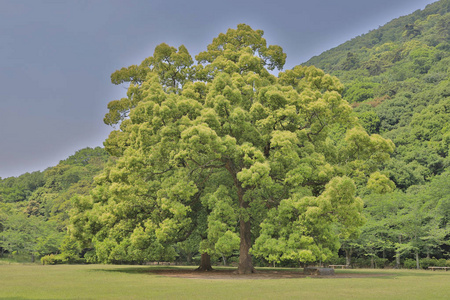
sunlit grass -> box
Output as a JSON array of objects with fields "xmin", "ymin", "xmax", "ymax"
[{"xmin": 0, "ymin": 264, "xmax": 449, "ymax": 299}]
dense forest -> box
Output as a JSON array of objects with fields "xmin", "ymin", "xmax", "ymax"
[
  {"xmin": 1, "ymin": 0, "xmax": 449, "ymax": 269},
  {"xmin": 0, "ymin": 147, "xmax": 109, "ymax": 263},
  {"xmin": 305, "ymin": 0, "xmax": 450, "ymax": 268}
]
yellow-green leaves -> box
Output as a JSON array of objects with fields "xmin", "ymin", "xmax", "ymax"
[
  {"xmin": 278, "ymin": 65, "xmax": 344, "ymax": 93},
  {"xmin": 237, "ymin": 161, "xmax": 271, "ymax": 188},
  {"xmin": 103, "ymin": 98, "xmax": 133, "ymax": 126},
  {"xmin": 367, "ymin": 171, "xmax": 396, "ymax": 194},
  {"xmin": 340, "ymin": 127, "xmax": 395, "ymax": 186},
  {"xmin": 200, "ymin": 186, "xmax": 239, "ymax": 256},
  {"xmin": 215, "ymin": 230, "xmax": 240, "ymax": 256},
  {"xmin": 105, "ymin": 43, "xmax": 194, "ymax": 127},
  {"xmin": 345, "ymin": 127, "xmax": 395, "ymax": 158},
  {"xmin": 321, "ymin": 177, "xmax": 365, "ymax": 239},
  {"xmin": 181, "ymin": 124, "xmax": 223, "ymax": 157},
  {"xmin": 196, "ymin": 24, "xmax": 285, "ymax": 79},
  {"xmin": 253, "ymin": 176, "xmax": 362, "ymax": 263},
  {"xmin": 82, "ymin": 24, "xmax": 397, "ymax": 267},
  {"xmin": 197, "ymin": 24, "xmax": 275, "ymax": 62}
]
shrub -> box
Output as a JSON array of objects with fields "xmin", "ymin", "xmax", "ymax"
[
  {"xmin": 438, "ymin": 259, "xmax": 448, "ymax": 267},
  {"xmin": 420, "ymin": 257, "xmax": 438, "ymax": 269},
  {"xmin": 41, "ymin": 254, "xmax": 65, "ymax": 265},
  {"xmin": 375, "ymin": 258, "xmax": 389, "ymax": 268},
  {"xmin": 41, "ymin": 254, "xmax": 85, "ymax": 265},
  {"xmin": 403, "ymin": 258, "xmax": 417, "ymax": 269},
  {"xmin": 419, "ymin": 258, "xmax": 449, "ymax": 269},
  {"xmin": 83, "ymin": 250, "xmax": 97, "ymax": 264}
]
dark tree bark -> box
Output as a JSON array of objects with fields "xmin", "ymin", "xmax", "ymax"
[
  {"xmin": 196, "ymin": 252, "xmax": 213, "ymax": 271},
  {"xmin": 236, "ymin": 177, "xmax": 255, "ymax": 274},
  {"xmin": 238, "ymin": 216, "xmax": 256, "ymax": 274},
  {"xmin": 225, "ymin": 160, "xmax": 256, "ymax": 274}
]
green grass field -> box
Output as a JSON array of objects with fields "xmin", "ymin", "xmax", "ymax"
[{"xmin": 0, "ymin": 264, "xmax": 449, "ymax": 299}]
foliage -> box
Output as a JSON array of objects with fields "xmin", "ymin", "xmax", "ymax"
[
  {"xmin": 0, "ymin": 171, "xmax": 45, "ymax": 203},
  {"xmin": 5, "ymin": 1, "xmax": 450, "ymax": 268},
  {"xmin": 252, "ymin": 177, "xmax": 364, "ymax": 264},
  {"xmin": 69, "ymin": 24, "xmax": 394, "ymax": 274},
  {"xmin": 41, "ymin": 254, "xmax": 67, "ymax": 265},
  {"xmin": 0, "ymin": 207, "xmax": 64, "ymax": 260},
  {"xmin": 0, "ymin": 147, "xmax": 109, "ymax": 262},
  {"xmin": 304, "ymin": 0, "xmax": 450, "ymax": 265}
]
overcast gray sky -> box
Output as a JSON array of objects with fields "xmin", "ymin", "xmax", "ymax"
[{"xmin": 0, "ymin": 0, "xmax": 437, "ymax": 178}]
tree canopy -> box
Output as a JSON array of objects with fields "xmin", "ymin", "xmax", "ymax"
[{"xmin": 70, "ymin": 24, "xmax": 393, "ymax": 274}]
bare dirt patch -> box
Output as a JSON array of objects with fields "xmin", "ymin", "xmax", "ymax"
[{"xmin": 150, "ymin": 268, "xmax": 389, "ymax": 280}]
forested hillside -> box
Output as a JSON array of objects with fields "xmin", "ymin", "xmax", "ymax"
[
  {"xmin": 0, "ymin": 147, "xmax": 109, "ymax": 262},
  {"xmin": 305, "ymin": 0, "xmax": 450, "ymax": 268},
  {"xmin": 1, "ymin": 1, "xmax": 449, "ymax": 269}
]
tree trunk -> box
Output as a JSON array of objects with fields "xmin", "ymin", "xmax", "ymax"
[
  {"xmin": 345, "ymin": 247, "xmax": 352, "ymax": 267},
  {"xmin": 395, "ymin": 251, "xmax": 401, "ymax": 268},
  {"xmin": 225, "ymin": 160, "xmax": 255, "ymax": 274},
  {"xmin": 238, "ymin": 217, "xmax": 255, "ymax": 274},
  {"xmin": 415, "ymin": 251, "xmax": 420, "ymax": 270},
  {"xmin": 196, "ymin": 252, "xmax": 213, "ymax": 271},
  {"xmin": 396, "ymin": 235, "xmax": 402, "ymax": 269}
]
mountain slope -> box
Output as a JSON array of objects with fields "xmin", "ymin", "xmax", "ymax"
[{"xmin": 305, "ymin": 0, "xmax": 450, "ymax": 190}]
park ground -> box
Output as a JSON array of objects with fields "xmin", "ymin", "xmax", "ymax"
[{"xmin": 0, "ymin": 263, "xmax": 449, "ymax": 299}]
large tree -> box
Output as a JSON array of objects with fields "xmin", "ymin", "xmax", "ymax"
[{"xmin": 71, "ymin": 24, "xmax": 394, "ymax": 274}]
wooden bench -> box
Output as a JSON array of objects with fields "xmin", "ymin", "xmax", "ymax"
[
  {"xmin": 328, "ymin": 265, "xmax": 348, "ymax": 269},
  {"xmin": 428, "ymin": 266, "xmax": 450, "ymax": 271}
]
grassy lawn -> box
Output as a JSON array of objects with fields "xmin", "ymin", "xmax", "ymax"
[{"xmin": 0, "ymin": 264, "xmax": 449, "ymax": 299}]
